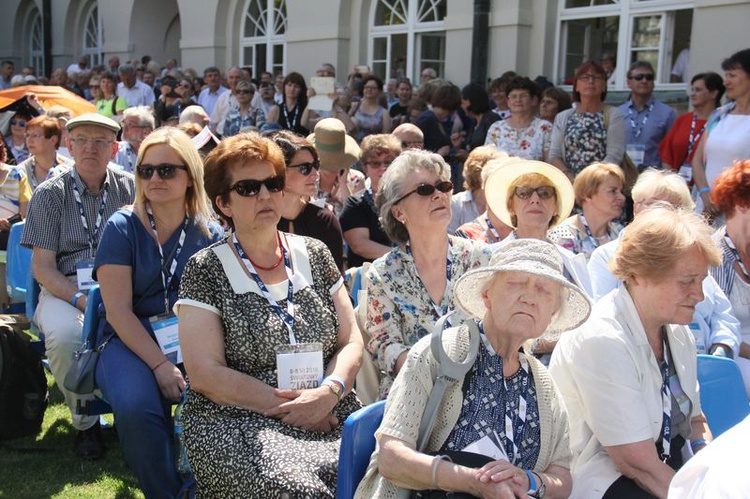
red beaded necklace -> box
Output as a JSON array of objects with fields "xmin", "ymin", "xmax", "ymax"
[{"xmin": 247, "ymin": 232, "xmax": 284, "ymax": 271}]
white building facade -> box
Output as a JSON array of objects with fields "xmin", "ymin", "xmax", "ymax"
[{"xmin": 1, "ymin": 0, "xmax": 748, "ymax": 91}]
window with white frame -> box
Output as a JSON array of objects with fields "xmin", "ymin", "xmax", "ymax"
[
  {"xmin": 29, "ymin": 8, "xmax": 43, "ymax": 76},
  {"xmin": 370, "ymin": 0, "xmax": 447, "ymax": 83},
  {"xmin": 82, "ymin": 2, "xmax": 102, "ymax": 67},
  {"xmin": 240, "ymin": 0, "xmax": 287, "ymax": 79},
  {"xmin": 556, "ymin": 0, "xmax": 693, "ymax": 87}
]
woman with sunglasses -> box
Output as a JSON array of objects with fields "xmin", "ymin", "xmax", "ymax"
[
  {"xmin": 93, "ymin": 128, "xmax": 223, "ymax": 498},
  {"xmin": 223, "ymin": 80, "xmax": 266, "ymax": 137},
  {"xmin": 272, "ymin": 131, "xmax": 345, "ymax": 272},
  {"xmin": 4, "ymin": 111, "xmax": 32, "ymax": 165},
  {"xmin": 549, "ymin": 61, "xmax": 625, "ymax": 180},
  {"xmin": 175, "ymin": 133, "xmax": 362, "ymax": 497},
  {"xmin": 366, "ymin": 149, "xmax": 492, "ymax": 399},
  {"xmin": 487, "ymin": 158, "xmax": 592, "ymax": 362}
]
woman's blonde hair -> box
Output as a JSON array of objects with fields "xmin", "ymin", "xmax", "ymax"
[
  {"xmin": 574, "ymin": 162, "xmax": 625, "ymax": 205},
  {"xmin": 631, "ymin": 168, "xmax": 694, "ymax": 211},
  {"xmin": 611, "ymin": 206, "xmax": 721, "ymax": 285},
  {"xmin": 462, "ymin": 145, "xmax": 502, "ymax": 191},
  {"xmin": 134, "ymin": 127, "xmax": 213, "ymax": 235}
]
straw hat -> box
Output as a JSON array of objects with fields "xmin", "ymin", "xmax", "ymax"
[
  {"xmin": 307, "ymin": 118, "xmax": 361, "ymax": 171},
  {"xmin": 453, "ymin": 239, "xmax": 591, "ymax": 334},
  {"xmin": 484, "ymin": 158, "xmax": 574, "ymax": 229}
]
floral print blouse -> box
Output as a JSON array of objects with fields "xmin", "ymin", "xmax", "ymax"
[
  {"xmin": 547, "ymin": 215, "xmax": 622, "ymax": 261},
  {"xmin": 223, "ymin": 107, "xmax": 266, "ymax": 137},
  {"xmin": 563, "ymin": 111, "xmax": 606, "ymax": 175},
  {"xmin": 484, "ymin": 117, "xmax": 552, "ymax": 161},
  {"xmin": 366, "ymin": 236, "xmax": 492, "ymax": 399}
]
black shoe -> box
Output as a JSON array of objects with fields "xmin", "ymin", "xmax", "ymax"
[{"xmin": 74, "ymin": 421, "xmax": 105, "ymax": 460}]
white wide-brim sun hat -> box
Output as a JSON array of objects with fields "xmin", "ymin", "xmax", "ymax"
[
  {"xmin": 484, "ymin": 158, "xmax": 575, "ymax": 229},
  {"xmin": 453, "ymin": 238, "xmax": 591, "ymax": 334}
]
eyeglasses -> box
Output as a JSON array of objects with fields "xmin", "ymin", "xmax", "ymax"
[
  {"xmin": 629, "ymin": 73, "xmax": 655, "ymax": 82},
  {"xmin": 401, "ymin": 140, "xmax": 424, "ymax": 150},
  {"xmin": 514, "ymin": 186, "xmax": 556, "ymax": 200},
  {"xmin": 225, "ymin": 175, "xmax": 285, "ymax": 197},
  {"xmin": 363, "ymin": 85, "xmax": 379, "ymax": 90},
  {"xmin": 395, "ymin": 180, "xmax": 453, "ymax": 204},
  {"xmin": 136, "ymin": 163, "xmax": 188, "ymax": 180},
  {"xmin": 365, "ymin": 160, "xmax": 392, "ymax": 169},
  {"xmin": 288, "ymin": 161, "xmax": 320, "ymax": 176},
  {"xmin": 236, "ymin": 90, "xmax": 254, "ymax": 95},
  {"xmin": 578, "ymin": 74, "xmax": 605, "ymax": 82},
  {"xmin": 24, "ymin": 133, "xmax": 44, "ymax": 140},
  {"xmin": 69, "ymin": 137, "xmax": 115, "ymax": 149},
  {"xmin": 10, "ymin": 119, "xmax": 27, "ymax": 127}
]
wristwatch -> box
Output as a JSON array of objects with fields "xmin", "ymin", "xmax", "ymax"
[{"xmin": 322, "ymin": 379, "xmax": 343, "ymax": 400}]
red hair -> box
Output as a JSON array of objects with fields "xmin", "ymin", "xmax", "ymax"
[{"xmin": 711, "ymin": 159, "xmax": 750, "ymax": 218}]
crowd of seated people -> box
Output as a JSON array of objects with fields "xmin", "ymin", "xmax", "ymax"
[{"xmin": 6, "ymin": 47, "xmax": 750, "ymax": 497}]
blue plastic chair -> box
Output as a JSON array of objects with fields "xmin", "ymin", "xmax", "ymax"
[
  {"xmin": 6, "ymin": 221, "xmax": 32, "ymax": 303},
  {"xmin": 336, "ymin": 400, "xmax": 386, "ymax": 499},
  {"xmin": 697, "ymin": 354, "xmax": 750, "ymax": 437},
  {"xmin": 74, "ymin": 284, "xmax": 113, "ymax": 416},
  {"xmin": 25, "ymin": 269, "xmax": 45, "ymax": 357}
]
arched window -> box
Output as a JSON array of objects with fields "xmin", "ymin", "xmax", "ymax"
[
  {"xmin": 240, "ymin": 0, "xmax": 287, "ymax": 78},
  {"xmin": 29, "ymin": 9, "xmax": 43, "ymax": 76},
  {"xmin": 369, "ymin": 0, "xmax": 447, "ymax": 83},
  {"xmin": 82, "ymin": 3, "xmax": 103, "ymax": 67}
]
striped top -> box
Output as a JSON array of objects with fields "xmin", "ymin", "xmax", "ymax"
[{"xmin": 0, "ymin": 165, "xmax": 32, "ymax": 219}]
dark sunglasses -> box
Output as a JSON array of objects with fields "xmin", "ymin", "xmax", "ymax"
[
  {"xmin": 226, "ymin": 175, "xmax": 285, "ymax": 197},
  {"xmin": 10, "ymin": 119, "xmax": 27, "ymax": 127},
  {"xmin": 288, "ymin": 161, "xmax": 320, "ymax": 176},
  {"xmin": 629, "ymin": 73, "xmax": 655, "ymax": 82},
  {"xmin": 395, "ymin": 180, "xmax": 453, "ymax": 204},
  {"xmin": 514, "ymin": 185, "xmax": 556, "ymax": 200},
  {"xmin": 136, "ymin": 163, "xmax": 188, "ymax": 180}
]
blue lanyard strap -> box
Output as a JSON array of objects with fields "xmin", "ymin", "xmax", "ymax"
[
  {"xmin": 685, "ymin": 113, "xmax": 706, "ymax": 162},
  {"xmin": 484, "ymin": 215, "xmax": 500, "ymax": 242},
  {"xmin": 233, "ymin": 232, "xmax": 296, "ymax": 344},
  {"xmin": 70, "ymin": 174, "xmax": 109, "ymax": 254},
  {"xmin": 659, "ymin": 333, "xmax": 673, "ymax": 461},
  {"xmin": 405, "ymin": 239, "xmax": 453, "ymax": 319},
  {"xmin": 628, "ymin": 101, "xmax": 654, "ymax": 140},
  {"xmin": 579, "ymin": 214, "xmax": 614, "ymax": 249},
  {"xmin": 146, "ymin": 204, "xmax": 188, "ymax": 313},
  {"xmin": 724, "ymin": 231, "xmax": 750, "ymax": 280}
]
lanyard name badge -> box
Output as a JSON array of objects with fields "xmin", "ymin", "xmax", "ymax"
[
  {"xmin": 71, "ymin": 175, "xmax": 109, "ymax": 291},
  {"xmin": 659, "ymin": 334, "xmax": 673, "ymax": 462},
  {"xmin": 147, "ymin": 204, "xmax": 188, "ymax": 363},
  {"xmin": 627, "ymin": 102, "xmax": 653, "ymax": 170},
  {"xmin": 233, "ymin": 234, "xmax": 323, "ymax": 390},
  {"xmin": 678, "ymin": 114, "xmax": 706, "ymax": 183}
]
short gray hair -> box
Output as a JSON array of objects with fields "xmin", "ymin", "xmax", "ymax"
[
  {"xmin": 122, "ymin": 106, "xmax": 155, "ymax": 129},
  {"xmin": 376, "ymin": 149, "xmax": 451, "ymax": 243}
]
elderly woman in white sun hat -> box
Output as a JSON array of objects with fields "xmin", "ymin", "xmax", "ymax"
[{"xmin": 356, "ymin": 238, "xmax": 592, "ymax": 499}]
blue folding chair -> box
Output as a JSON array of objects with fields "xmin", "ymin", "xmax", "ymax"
[
  {"xmin": 25, "ymin": 265, "xmax": 46, "ymax": 357},
  {"xmin": 336, "ymin": 400, "xmax": 386, "ymax": 499},
  {"xmin": 74, "ymin": 284, "xmax": 113, "ymax": 416},
  {"xmin": 697, "ymin": 354, "xmax": 750, "ymax": 437},
  {"xmin": 6, "ymin": 220, "xmax": 32, "ymax": 304}
]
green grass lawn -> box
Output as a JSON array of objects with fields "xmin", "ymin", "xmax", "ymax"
[{"xmin": 0, "ymin": 371, "xmax": 144, "ymax": 499}]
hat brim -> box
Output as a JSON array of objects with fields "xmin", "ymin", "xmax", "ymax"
[
  {"xmin": 307, "ymin": 133, "xmax": 361, "ymax": 171},
  {"xmin": 484, "ymin": 159, "xmax": 574, "ymax": 229},
  {"xmin": 453, "ymin": 261, "xmax": 591, "ymax": 335}
]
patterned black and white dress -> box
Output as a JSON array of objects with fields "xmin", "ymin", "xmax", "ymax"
[{"xmin": 176, "ymin": 233, "xmax": 361, "ymax": 498}]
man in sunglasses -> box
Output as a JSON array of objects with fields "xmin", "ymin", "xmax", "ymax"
[
  {"xmin": 21, "ymin": 113, "xmax": 135, "ymax": 461},
  {"xmin": 619, "ymin": 60, "xmax": 676, "ymax": 170}
]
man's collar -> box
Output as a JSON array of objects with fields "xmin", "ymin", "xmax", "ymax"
[{"xmin": 72, "ymin": 165, "xmax": 110, "ymax": 194}]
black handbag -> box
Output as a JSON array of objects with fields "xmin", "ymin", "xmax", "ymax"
[{"xmin": 63, "ymin": 332, "xmax": 114, "ymax": 395}]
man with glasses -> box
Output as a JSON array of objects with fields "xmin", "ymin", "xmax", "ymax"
[
  {"xmin": 114, "ymin": 106, "xmax": 155, "ymax": 173},
  {"xmin": 619, "ymin": 61, "xmax": 676, "ymax": 170},
  {"xmin": 210, "ymin": 66, "xmax": 244, "ymax": 136},
  {"xmin": 21, "ymin": 114, "xmax": 135, "ymax": 460}
]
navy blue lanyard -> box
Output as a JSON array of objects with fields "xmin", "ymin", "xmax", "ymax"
[
  {"xmin": 233, "ymin": 233, "xmax": 297, "ymax": 343},
  {"xmin": 724, "ymin": 231, "xmax": 750, "ymax": 280},
  {"xmin": 659, "ymin": 334, "xmax": 673, "ymax": 461},
  {"xmin": 70, "ymin": 174, "xmax": 109, "ymax": 254},
  {"xmin": 405, "ymin": 239, "xmax": 453, "ymax": 318},
  {"xmin": 146, "ymin": 204, "xmax": 188, "ymax": 313},
  {"xmin": 485, "ymin": 215, "xmax": 500, "ymax": 242},
  {"xmin": 628, "ymin": 102, "xmax": 654, "ymax": 140},
  {"xmin": 685, "ymin": 113, "xmax": 705, "ymax": 162}
]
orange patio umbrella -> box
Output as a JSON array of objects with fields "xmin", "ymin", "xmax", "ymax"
[{"xmin": 0, "ymin": 85, "xmax": 96, "ymax": 117}]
